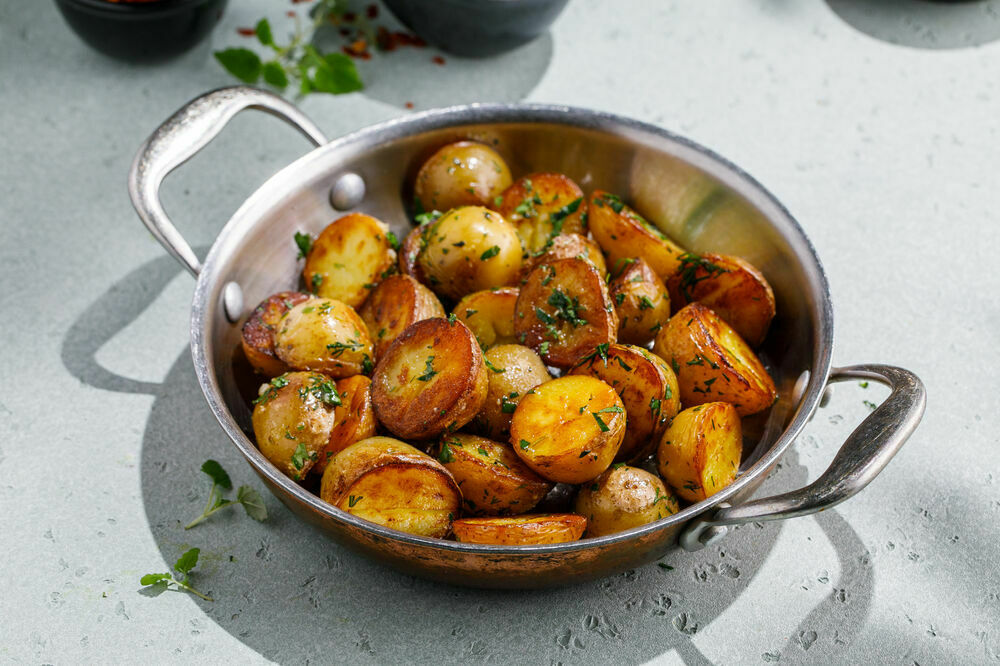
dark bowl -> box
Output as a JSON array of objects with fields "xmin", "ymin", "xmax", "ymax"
[
  {"xmin": 382, "ymin": 0, "xmax": 570, "ymax": 57},
  {"xmin": 54, "ymin": 0, "xmax": 229, "ymax": 63}
]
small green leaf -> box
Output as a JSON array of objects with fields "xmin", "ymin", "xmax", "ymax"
[
  {"xmin": 255, "ymin": 18, "xmax": 274, "ymax": 46},
  {"xmin": 305, "ymin": 48, "xmax": 363, "ymax": 95},
  {"xmin": 174, "ymin": 548, "xmax": 200, "ymax": 575},
  {"xmin": 212, "ymin": 497, "xmax": 233, "ymax": 510},
  {"xmin": 140, "ymin": 573, "xmax": 171, "ymax": 586},
  {"xmin": 237, "ymin": 486, "xmax": 268, "ymax": 522},
  {"xmin": 214, "ymin": 48, "xmax": 262, "ymax": 84},
  {"xmin": 201, "ymin": 460, "xmax": 232, "ymax": 490},
  {"xmin": 294, "ymin": 231, "xmax": 312, "ymax": 259},
  {"xmin": 262, "ymin": 61, "xmax": 288, "ymax": 89}
]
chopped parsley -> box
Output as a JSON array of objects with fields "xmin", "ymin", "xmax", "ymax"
[
  {"xmin": 480, "ymin": 245, "xmax": 501, "ymax": 260},
  {"xmin": 417, "ymin": 356, "xmax": 437, "ymax": 382},
  {"xmin": 294, "ymin": 231, "xmax": 312, "ymax": 259}
]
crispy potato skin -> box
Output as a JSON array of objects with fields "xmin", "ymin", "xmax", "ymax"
[
  {"xmin": 453, "ymin": 288, "xmax": 519, "ymax": 349},
  {"xmin": 359, "ymin": 274, "xmax": 445, "ymax": 358},
  {"xmin": 274, "ymin": 297, "xmax": 374, "ymax": 378},
  {"xmin": 418, "ymin": 206, "xmax": 523, "ymax": 300},
  {"xmin": 303, "ymin": 213, "xmax": 396, "ymax": 307},
  {"xmin": 451, "ymin": 514, "xmax": 587, "ymax": 545},
  {"xmin": 510, "ymin": 375, "xmax": 625, "ymax": 484},
  {"xmin": 657, "ymin": 402, "xmax": 742, "ymax": 502},
  {"xmin": 521, "ymin": 233, "xmax": 607, "ymax": 279},
  {"xmin": 575, "ymin": 466, "xmax": 679, "ymax": 537},
  {"xmin": 569, "ymin": 344, "xmax": 680, "ymax": 462},
  {"xmin": 588, "ymin": 190, "xmax": 687, "ymax": 279},
  {"xmin": 513, "ymin": 257, "xmax": 619, "ymax": 368},
  {"xmin": 472, "ymin": 344, "xmax": 552, "ymax": 440},
  {"xmin": 320, "ymin": 437, "xmax": 461, "ymax": 538},
  {"xmin": 414, "ymin": 141, "xmax": 513, "ymax": 212},
  {"xmin": 398, "ymin": 226, "xmax": 427, "ymax": 283},
  {"xmin": 666, "ymin": 253, "xmax": 776, "ymax": 347},
  {"xmin": 251, "ymin": 372, "xmax": 340, "ymax": 481},
  {"xmin": 433, "ymin": 434, "xmax": 552, "ymax": 516},
  {"xmin": 609, "ymin": 258, "xmax": 672, "ymax": 346},
  {"xmin": 314, "ymin": 375, "xmax": 377, "ymax": 475},
  {"xmin": 371, "ymin": 318, "xmax": 488, "ymax": 440},
  {"xmin": 653, "ymin": 303, "xmax": 777, "ymax": 415},
  {"xmin": 241, "ymin": 291, "xmax": 311, "ymax": 377},
  {"xmin": 495, "ymin": 173, "xmax": 587, "ymax": 254}
]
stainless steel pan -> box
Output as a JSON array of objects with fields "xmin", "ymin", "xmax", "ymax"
[{"xmin": 129, "ymin": 86, "xmax": 925, "ymax": 588}]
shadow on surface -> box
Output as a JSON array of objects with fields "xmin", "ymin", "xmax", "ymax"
[{"xmin": 825, "ymin": 0, "xmax": 1000, "ymax": 49}]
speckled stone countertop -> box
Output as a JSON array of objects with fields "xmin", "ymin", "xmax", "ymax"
[{"xmin": 1, "ymin": 1, "xmax": 998, "ymax": 664}]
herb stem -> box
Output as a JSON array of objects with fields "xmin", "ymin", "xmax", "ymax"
[{"xmin": 173, "ymin": 578, "xmax": 214, "ymax": 602}]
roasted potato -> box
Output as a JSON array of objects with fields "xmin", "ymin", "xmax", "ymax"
[
  {"xmin": 472, "ymin": 344, "xmax": 552, "ymax": 440},
  {"xmin": 274, "ymin": 297, "xmax": 374, "ymax": 378},
  {"xmin": 657, "ymin": 402, "xmax": 742, "ymax": 502},
  {"xmin": 371, "ymin": 317, "xmax": 488, "ymax": 440},
  {"xmin": 653, "ymin": 303, "xmax": 777, "ymax": 416},
  {"xmin": 521, "ymin": 233, "xmax": 608, "ymax": 278},
  {"xmin": 314, "ymin": 374, "xmax": 378, "ymax": 475},
  {"xmin": 608, "ymin": 258, "xmax": 672, "ymax": 346},
  {"xmin": 251, "ymin": 371, "xmax": 341, "ymax": 481},
  {"xmin": 417, "ymin": 206, "xmax": 523, "ymax": 300},
  {"xmin": 320, "ymin": 437, "xmax": 461, "ymax": 538},
  {"xmin": 588, "ymin": 190, "xmax": 687, "ymax": 279},
  {"xmin": 359, "ymin": 274, "xmax": 445, "ymax": 358},
  {"xmin": 510, "ymin": 375, "xmax": 625, "ymax": 484},
  {"xmin": 241, "ymin": 291, "xmax": 310, "ymax": 377},
  {"xmin": 569, "ymin": 344, "xmax": 680, "ymax": 462},
  {"xmin": 453, "ymin": 287, "xmax": 519, "ymax": 349},
  {"xmin": 513, "ymin": 257, "xmax": 619, "ymax": 368},
  {"xmin": 433, "ymin": 434, "xmax": 552, "ymax": 516},
  {"xmin": 666, "ymin": 253, "xmax": 776, "ymax": 347},
  {"xmin": 495, "ymin": 173, "xmax": 587, "ymax": 254},
  {"xmin": 575, "ymin": 465, "xmax": 679, "ymax": 537},
  {"xmin": 302, "ymin": 213, "xmax": 396, "ymax": 307},
  {"xmin": 414, "ymin": 141, "xmax": 513, "ymax": 212},
  {"xmin": 398, "ymin": 225, "xmax": 426, "ymax": 283},
  {"xmin": 451, "ymin": 514, "xmax": 587, "ymax": 545}
]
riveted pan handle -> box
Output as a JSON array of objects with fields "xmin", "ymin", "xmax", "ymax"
[
  {"xmin": 128, "ymin": 86, "xmax": 327, "ymax": 278},
  {"xmin": 680, "ymin": 364, "xmax": 926, "ymax": 551}
]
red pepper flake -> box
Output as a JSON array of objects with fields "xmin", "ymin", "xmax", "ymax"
[
  {"xmin": 339, "ymin": 27, "xmax": 352, "ymax": 37},
  {"xmin": 343, "ymin": 11, "xmax": 356, "ymax": 22},
  {"xmin": 290, "ymin": 0, "xmax": 311, "ymax": 3},
  {"xmin": 366, "ymin": 4, "xmax": 379, "ymax": 18},
  {"xmin": 343, "ymin": 38, "xmax": 371, "ymax": 60},
  {"xmin": 432, "ymin": 55, "xmax": 446, "ymax": 66},
  {"xmin": 405, "ymin": 102, "xmax": 414, "ymax": 109},
  {"xmin": 236, "ymin": 27, "xmax": 256, "ymax": 36},
  {"xmin": 286, "ymin": 10, "xmax": 296, "ymax": 17}
]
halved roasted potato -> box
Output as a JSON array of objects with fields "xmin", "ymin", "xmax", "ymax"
[
  {"xmin": 666, "ymin": 253, "xmax": 776, "ymax": 347},
  {"xmin": 241, "ymin": 291, "xmax": 310, "ymax": 377},
  {"xmin": 510, "ymin": 375, "xmax": 625, "ymax": 484},
  {"xmin": 453, "ymin": 287, "xmax": 519, "ymax": 349},
  {"xmin": 371, "ymin": 317, "xmax": 488, "ymax": 440},
  {"xmin": 414, "ymin": 141, "xmax": 513, "ymax": 213},
  {"xmin": 521, "ymin": 233, "xmax": 608, "ymax": 279},
  {"xmin": 359, "ymin": 274, "xmax": 445, "ymax": 358},
  {"xmin": 657, "ymin": 402, "xmax": 742, "ymax": 502},
  {"xmin": 495, "ymin": 172, "xmax": 586, "ymax": 254},
  {"xmin": 314, "ymin": 374, "xmax": 377, "ymax": 475},
  {"xmin": 251, "ymin": 371, "xmax": 341, "ymax": 481},
  {"xmin": 398, "ymin": 225, "xmax": 426, "ymax": 283},
  {"xmin": 432, "ymin": 434, "xmax": 552, "ymax": 516},
  {"xmin": 513, "ymin": 257, "xmax": 619, "ymax": 368},
  {"xmin": 608, "ymin": 258, "xmax": 672, "ymax": 346},
  {"xmin": 320, "ymin": 437, "xmax": 461, "ymax": 538},
  {"xmin": 575, "ymin": 465, "xmax": 679, "ymax": 537},
  {"xmin": 274, "ymin": 297, "xmax": 374, "ymax": 378},
  {"xmin": 417, "ymin": 206, "xmax": 523, "ymax": 300},
  {"xmin": 472, "ymin": 344, "xmax": 552, "ymax": 440},
  {"xmin": 588, "ymin": 190, "xmax": 687, "ymax": 279},
  {"xmin": 653, "ymin": 303, "xmax": 777, "ymax": 415},
  {"xmin": 569, "ymin": 344, "xmax": 680, "ymax": 462},
  {"xmin": 451, "ymin": 514, "xmax": 587, "ymax": 545},
  {"xmin": 302, "ymin": 213, "xmax": 396, "ymax": 307}
]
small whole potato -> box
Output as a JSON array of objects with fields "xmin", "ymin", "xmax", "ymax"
[
  {"xmin": 414, "ymin": 141, "xmax": 513, "ymax": 212},
  {"xmin": 658, "ymin": 402, "xmax": 742, "ymax": 502},
  {"xmin": 472, "ymin": 344, "xmax": 552, "ymax": 440},
  {"xmin": 313, "ymin": 374, "xmax": 378, "ymax": 475},
  {"xmin": 451, "ymin": 514, "xmax": 587, "ymax": 545},
  {"xmin": 359, "ymin": 274, "xmax": 445, "ymax": 358},
  {"xmin": 241, "ymin": 291, "xmax": 311, "ymax": 377},
  {"xmin": 495, "ymin": 172, "xmax": 587, "ymax": 254},
  {"xmin": 575, "ymin": 465, "xmax": 680, "ymax": 537},
  {"xmin": 302, "ymin": 213, "xmax": 397, "ymax": 307},
  {"xmin": 521, "ymin": 233, "xmax": 607, "ymax": 279},
  {"xmin": 608, "ymin": 258, "xmax": 672, "ymax": 346},
  {"xmin": 274, "ymin": 297, "xmax": 374, "ymax": 378},
  {"xmin": 453, "ymin": 287, "xmax": 520, "ymax": 349}
]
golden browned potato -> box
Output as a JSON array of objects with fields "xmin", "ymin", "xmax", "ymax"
[
  {"xmin": 320, "ymin": 437, "xmax": 461, "ymax": 538},
  {"xmin": 521, "ymin": 233, "xmax": 608, "ymax": 278},
  {"xmin": 274, "ymin": 297, "xmax": 374, "ymax": 378},
  {"xmin": 472, "ymin": 344, "xmax": 552, "ymax": 440},
  {"xmin": 588, "ymin": 190, "xmax": 687, "ymax": 279},
  {"xmin": 657, "ymin": 402, "xmax": 742, "ymax": 502},
  {"xmin": 569, "ymin": 344, "xmax": 680, "ymax": 462},
  {"xmin": 302, "ymin": 213, "xmax": 396, "ymax": 307},
  {"xmin": 453, "ymin": 287, "xmax": 519, "ymax": 349},
  {"xmin": 358, "ymin": 274, "xmax": 445, "ymax": 358},
  {"xmin": 666, "ymin": 253, "xmax": 776, "ymax": 347},
  {"xmin": 575, "ymin": 465, "xmax": 679, "ymax": 537},
  {"xmin": 495, "ymin": 173, "xmax": 587, "ymax": 254},
  {"xmin": 414, "ymin": 141, "xmax": 513, "ymax": 212},
  {"xmin": 251, "ymin": 371, "xmax": 341, "ymax": 481},
  {"xmin": 432, "ymin": 434, "xmax": 552, "ymax": 516},
  {"xmin": 397, "ymin": 225, "xmax": 426, "ymax": 283},
  {"xmin": 608, "ymin": 258, "xmax": 672, "ymax": 346},
  {"xmin": 451, "ymin": 514, "xmax": 587, "ymax": 545},
  {"xmin": 417, "ymin": 206, "xmax": 523, "ymax": 300},
  {"xmin": 510, "ymin": 375, "xmax": 625, "ymax": 484},
  {"xmin": 653, "ymin": 303, "xmax": 777, "ymax": 416},
  {"xmin": 371, "ymin": 317, "xmax": 488, "ymax": 440},
  {"xmin": 314, "ymin": 374, "xmax": 377, "ymax": 475},
  {"xmin": 241, "ymin": 291, "xmax": 310, "ymax": 377},
  {"xmin": 513, "ymin": 257, "xmax": 619, "ymax": 368}
]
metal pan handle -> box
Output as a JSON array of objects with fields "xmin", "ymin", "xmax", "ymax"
[
  {"xmin": 679, "ymin": 364, "xmax": 926, "ymax": 551},
  {"xmin": 128, "ymin": 86, "xmax": 327, "ymax": 278}
]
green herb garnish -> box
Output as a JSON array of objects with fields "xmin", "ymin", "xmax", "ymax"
[
  {"xmin": 139, "ymin": 548, "xmax": 213, "ymax": 602},
  {"xmin": 185, "ymin": 460, "xmax": 267, "ymax": 529}
]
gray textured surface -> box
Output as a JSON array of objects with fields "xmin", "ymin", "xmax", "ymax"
[{"xmin": 1, "ymin": 0, "xmax": 998, "ymax": 664}]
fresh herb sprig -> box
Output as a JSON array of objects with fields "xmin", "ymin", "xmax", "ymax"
[
  {"xmin": 139, "ymin": 548, "xmax": 213, "ymax": 602},
  {"xmin": 185, "ymin": 460, "xmax": 268, "ymax": 529}
]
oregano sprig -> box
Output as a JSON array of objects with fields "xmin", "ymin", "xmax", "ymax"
[{"xmin": 185, "ymin": 460, "xmax": 268, "ymax": 529}]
